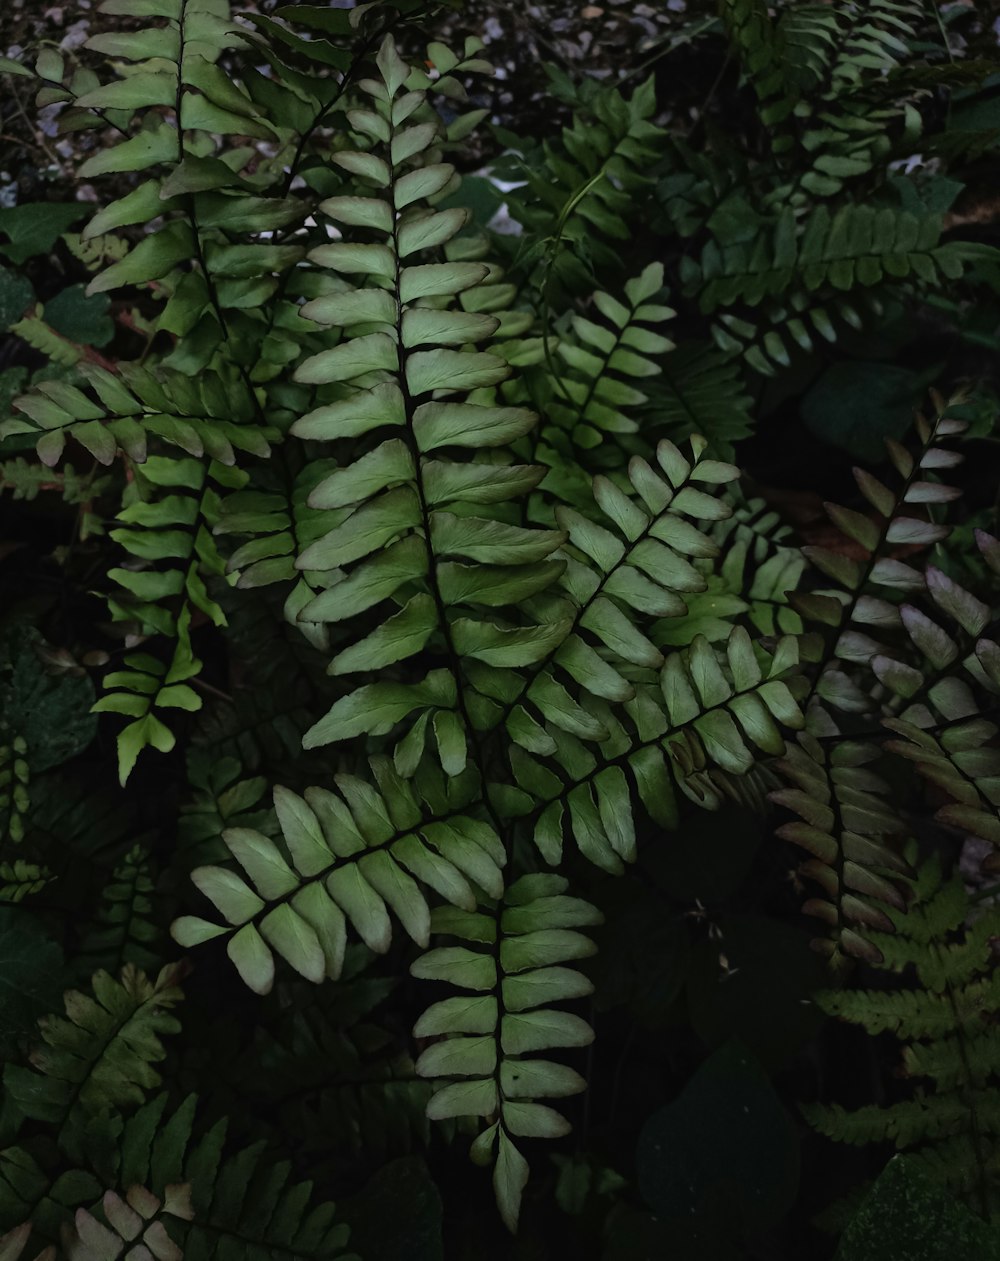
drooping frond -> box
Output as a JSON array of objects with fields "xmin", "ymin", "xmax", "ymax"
[
  {"xmin": 771, "ymin": 732, "xmax": 910, "ymax": 964},
  {"xmin": 162, "ymin": 31, "xmax": 816, "ymax": 1227},
  {"xmin": 412, "ymin": 873, "xmax": 599, "ymax": 1232},
  {"xmin": 772, "ymin": 390, "xmax": 1000, "ymax": 962},
  {"xmin": 2, "ymin": 364, "xmax": 273, "ymax": 469}
]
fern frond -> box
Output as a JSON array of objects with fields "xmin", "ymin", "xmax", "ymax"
[
  {"xmin": 684, "ymin": 203, "xmax": 996, "ymax": 374},
  {"xmin": 188, "ymin": 676, "xmax": 316, "ymax": 777},
  {"xmin": 771, "ymin": 731, "xmax": 909, "ymax": 963},
  {"xmin": 214, "ymin": 456, "xmax": 343, "ymax": 653},
  {"xmin": 498, "ymin": 76, "xmax": 666, "ymax": 296},
  {"xmin": 76, "ymin": 846, "xmax": 162, "ymax": 978},
  {"xmin": 0, "ymin": 861, "xmax": 52, "ymax": 905},
  {"xmin": 108, "ymin": 1093, "xmax": 359, "ymax": 1260},
  {"xmin": 0, "ymin": 460, "xmax": 110, "ymax": 510},
  {"xmin": 3, "ymin": 965, "xmax": 183, "ymax": 1137},
  {"xmin": 166, "ymin": 31, "xmax": 813, "ymax": 1229},
  {"xmin": 4, "ymin": 1088, "xmax": 359, "ymax": 1261},
  {"xmin": 178, "ymin": 752, "xmax": 271, "ymax": 868},
  {"xmin": 0, "ymin": 627, "xmax": 97, "ymax": 845},
  {"xmin": 884, "ymin": 714, "xmax": 1000, "ymax": 850},
  {"xmin": 536, "ymin": 262, "xmax": 675, "ymax": 456},
  {"xmin": 774, "ymin": 0, "xmax": 923, "ymax": 197},
  {"xmin": 791, "ymin": 396, "xmax": 1000, "ymax": 859},
  {"xmin": 93, "ymin": 452, "xmax": 250, "ymax": 783},
  {"xmin": 804, "ymin": 853, "xmax": 1000, "ymax": 1215},
  {"xmin": 0, "ymin": 737, "xmax": 30, "ymax": 846},
  {"xmin": 712, "ymin": 493, "xmax": 806, "ymax": 636},
  {"xmin": 60, "ymin": 1182, "xmax": 193, "ymax": 1261},
  {"xmin": 3, "ymin": 364, "xmax": 273, "ymax": 469},
  {"xmin": 173, "ymin": 761, "xmax": 495, "ymax": 991},
  {"xmin": 719, "ymin": 0, "xmax": 793, "ymax": 127},
  {"xmin": 235, "ymin": 971, "xmax": 434, "ymax": 1170},
  {"xmin": 5, "ymin": 315, "xmax": 83, "ymax": 368},
  {"xmin": 412, "ymin": 872, "xmax": 599, "ymax": 1231},
  {"xmin": 650, "ymin": 343, "xmax": 755, "ymax": 460},
  {"xmin": 509, "ymin": 626, "xmax": 805, "ymax": 868}
]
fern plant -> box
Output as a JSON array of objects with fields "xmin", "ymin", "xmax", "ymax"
[
  {"xmin": 1, "ymin": 0, "xmax": 1000, "ymax": 1253},
  {"xmin": 55, "ymin": 21, "xmax": 809, "ymax": 1225}
]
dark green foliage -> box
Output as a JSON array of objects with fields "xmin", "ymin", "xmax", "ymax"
[
  {"xmin": 0, "ymin": 1, "xmax": 999, "ymax": 1256},
  {"xmin": 637, "ymin": 1040, "xmax": 800, "ymax": 1238},
  {"xmin": 805, "ymin": 853, "xmax": 1000, "ymax": 1217},
  {"xmin": 0, "ymin": 911, "xmax": 64, "ymax": 1057},
  {"xmin": 835, "ymin": 1157, "xmax": 1000, "ymax": 1261},
  {"xmin": 0, "ymin": 628, "xmax": 96, "ymax": 847}
]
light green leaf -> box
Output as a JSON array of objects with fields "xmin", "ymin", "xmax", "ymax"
[
  {"xmin": 303, "ymin": 673, "xmax": 453, "ymax": 748},
  {"xmin": 398, "ymin": 208, "xmax": 469, "ymax": 257},
  {"xmin": 414, "ymin": 401, "xmax": 535, "ymax": 450},
  {"xmin": 431, "ymin": 513, "xmax": 565, "ymax": 564},
  {"xmin": 294, "ymin": 331, "xmax": 398, "ymax": 385},
  {"xmin": 503, "ymin": 965, "xmax": 593, "ymax": 1012},
  {"xmin": 76, "ymin": 71, "xmax": 178, "ymax": 111},
  {"xmin": 494, "ymin": 1131, "xmax": 529, "ymax": 1233},
  {"xmin": 191, "ymin": 865, "xmax": 264, "ymax": 925},
  {"xmin": 259, "ymin": 904, "xmax": 325, "ymax": 983},
  {"xmin": 330, "ymin": 594, "xmax": 438, "ymax": 675},
  {"xmin": 297, "ymin": 488, "xmax": 420, "ymax": 570},
  {"xmin": 293, "ymin": 382, "xmax": 405, "ymax": 441},
  {"xmin": 227, "ymin": 923, "xmax": 274, "ymax": 995},
  {"xmin": 79, "ymin": 120, "xmax": 179, "ymax": 177},
  {"xmin": 301, "ymin": 536, "xmax": 428, "ymax": 623},
  {"xmin": 451, "ymin": 617, "xmax": 570, "ymax": 667},
  {"xmin": 411, "ymin": 946, "xmax": 497, "ymax": 990},
  {"xmin": 360, "ymin": 851, "xmax": 430, "ymax": 946},
  {"xmin": 224, "ymin": 827, "xmax": 298, "ymax": 900},
  {"xmin": 308, "ymin": 439, "xmax": 415, "ymax": 510},
  {"xmin": 427, "ymin": 1078, "xmax": 498, "ymax": 1120},
  {"xmin": 500, "ymin": 1008, "xmax": 593, "ymax": 1054},
  {"xmin": 274, "ymin": 786, "xmax": 332, "ymax": 877},
  {"xmin": 399, "ymin": 262, "xmax": 487, "ymax": 302},
  {"xmin": 326, "ymin": 865, "xmax": 391, "ymax": 954},
  {"xmin": 395, "ymin": 164, "xmax": 455, "ymax": 209}
]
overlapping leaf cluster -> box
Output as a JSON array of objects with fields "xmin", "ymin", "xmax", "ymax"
[
  {"xmin": 1, "ymin": 0, "xmax": 999, "ymax": 1249},
  {"xmin": 772, "ymin": 395, "xmax": 1000, "ymax": 967},
  {"xmin": 161, "ymin": 33, "xmax": 811, "ymax": 1223}
]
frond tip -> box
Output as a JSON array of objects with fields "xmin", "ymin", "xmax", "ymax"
[{"xmin": 414, "ymin": 873, "xmax": 600, "ymax": 1231}]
